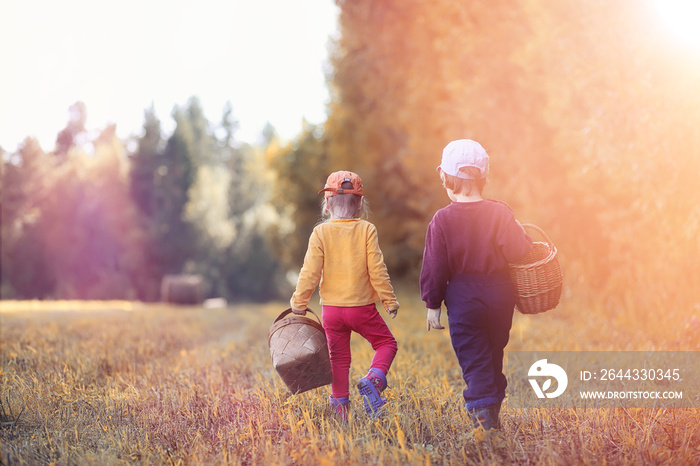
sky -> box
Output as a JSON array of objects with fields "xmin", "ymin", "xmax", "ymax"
[
  {"xmin": 2, "ymin": 1, "xmax": 699, "ymax": 154},
  {"xmin": 1, "ymin": 0, "xmax": 339, "ymax": 152}
]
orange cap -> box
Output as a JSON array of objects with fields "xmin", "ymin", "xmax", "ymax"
[{"xmin": 318, "ymin": 171, "xmax": 364, "ymax": 198}]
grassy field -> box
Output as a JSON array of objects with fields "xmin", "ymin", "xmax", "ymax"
[{"xmin": 1, "ymin": 292, "xmax": 698, "ymax": 465}]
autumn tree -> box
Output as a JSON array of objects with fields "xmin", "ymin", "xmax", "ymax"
[
  {"xmin": 318, "ymin": 0, "xmax": 547, "ymax": 277},
  {"xmin": 275, "ymin": 0, "xmax": 700, "ymax": 317},
  {"xmin": 1, "ymin": 138, "xmax": 56, "ymax": 298},
  {"xmin": 265, "ymin": 122, "xmax": 329, "ymax": 272},
  {"xmin": 37, "ymin": 125, "xmax": 142, "ymax": 298},
  {"xmin": 524, "ymin": 0, "xmax": 700, "ymax": 305},
  {"xmin": 2, "ymin": 110, "xmax": 146, "ymax": 300}
]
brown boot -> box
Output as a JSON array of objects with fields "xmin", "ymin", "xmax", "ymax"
[{"xmin": 469, "ymin": 404, "xmax": 500, "ymax": 430}]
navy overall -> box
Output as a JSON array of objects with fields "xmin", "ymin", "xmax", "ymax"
[{"xmin": 445, "ymin": 272, "xmax": 516, "ymax": 410}]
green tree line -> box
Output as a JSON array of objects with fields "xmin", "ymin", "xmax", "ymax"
[
  {"xmin": 3, "ymin": 0, "xmax": 700, "ymax": 317},
  {"xmin": 1, "ymin": 98, "xmax": 283, "ymax": 301}
]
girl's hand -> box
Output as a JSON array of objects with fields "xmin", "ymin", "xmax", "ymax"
[
  {"xmin": 426, "ymin": 308, "xmax": 445, "ymax": 331},
  {"xmin": 386, "ymin": 306, "xmax": 399, "ymax": 319},
  {"xmin": 291, "ymin": 307, "xmax": 307, "ymax": 315}
]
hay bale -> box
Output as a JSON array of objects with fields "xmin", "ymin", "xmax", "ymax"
[
  {"xmin": 160, "ymin": 274, "xmax": 204, "ymax": 305},
  {"xmin": 203, "ymin": 297, "xmax": 228, "ymax": 309}
]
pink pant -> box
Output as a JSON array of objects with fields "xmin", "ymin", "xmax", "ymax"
[{"xmin": 322, "ymin": 303, "xmax": 398, "ymax": 398}]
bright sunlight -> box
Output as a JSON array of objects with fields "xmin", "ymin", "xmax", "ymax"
[{"xmin": 653, "ymin": 0, "xmax": 700, "ymax": 49}]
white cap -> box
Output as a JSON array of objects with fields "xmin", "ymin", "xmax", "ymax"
[{"xmin": 438, "ymin": 139, "xmax": 489, "ymax": 179}]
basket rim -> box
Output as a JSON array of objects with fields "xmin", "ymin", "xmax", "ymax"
[
  {"xmin": 521, "ymin": 223, "xmax": 554, "ymax": 246},
  {"xmin": 268, "ymin": 308, "xmax": 325, "ymax": 345},
  {"xmin": 509, "ymin": 244, "xmax": 558, "ymax": 270}
]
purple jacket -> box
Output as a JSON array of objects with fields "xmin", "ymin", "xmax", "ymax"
[{"xmin": 420, "ymin": 200, "xmax": 533, "ymax": 309}]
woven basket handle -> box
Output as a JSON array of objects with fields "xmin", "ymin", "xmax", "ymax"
[
  {"xmin": 274, "ymin": 307, "xmax": 322, "ymax": 325},
  {"xmin": 521, "ymin": 223, "xmax": 554, "ymax": 247}
]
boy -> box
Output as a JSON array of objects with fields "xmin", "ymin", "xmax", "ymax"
[{"xmin": 420, "ymin": 139, "xmax": 532, "ymax": 430}]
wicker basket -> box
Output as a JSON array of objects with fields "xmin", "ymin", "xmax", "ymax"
[
  {"xmin": 508, "ymin": 224, "xmax": 563, "ymax": 314},
  {"xmin": 268, "ymin": 308, "xmax": 333, "ymax": 394}
]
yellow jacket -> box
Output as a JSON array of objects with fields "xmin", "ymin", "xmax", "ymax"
[{"xmin": 291, "ymin": 218, "xmax": 398, "ymax": 310}]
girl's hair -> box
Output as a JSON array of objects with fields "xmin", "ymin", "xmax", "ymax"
[
  {"xmin": 441, "ymin": 167, "xmax": 487, "ymax": 196},
  {"xmin": 321, "ymin": 180, "xmax": 369, "ymax": 221}
]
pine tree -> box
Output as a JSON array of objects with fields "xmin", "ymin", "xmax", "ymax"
[{"xmin": 129, "ymin": 104, "xmax": 163, "ymax": 218}]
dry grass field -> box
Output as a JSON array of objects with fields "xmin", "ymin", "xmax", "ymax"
[{"xmin": 1, "ymin": 292, "xmax": 698, "ymax": 465}]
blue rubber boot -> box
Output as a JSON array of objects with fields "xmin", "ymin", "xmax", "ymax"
[{"xmin": 357, "ymin": 368, "xmax": 387, "ymax": 416}]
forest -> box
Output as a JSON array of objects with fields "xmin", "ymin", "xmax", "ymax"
[{"xmin": 2, "ymin": 0, "xmax": 700, "ymax": 323}]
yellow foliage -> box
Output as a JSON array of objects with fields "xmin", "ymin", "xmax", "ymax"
[{"xmin": 323, "ymin": 0, "xmax": 700, "ymax": 322}]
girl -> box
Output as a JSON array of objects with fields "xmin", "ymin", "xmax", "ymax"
[
  {"xmin": 291, "ymin": 171, "xmax": 399, "ymax": 421},
  {"xmin": 420, "ymin": 139, "xmax": 533, "ymax": 430}
]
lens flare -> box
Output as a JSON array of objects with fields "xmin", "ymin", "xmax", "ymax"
[{"xmin": 653, "ymin": 0, "xmax": 700, "ymax": 49}]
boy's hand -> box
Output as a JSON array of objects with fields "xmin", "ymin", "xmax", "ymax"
[
  {"xmin": 426, "ymin": 308, "xmax": 445, "ymax": 331},
  {"xmin": 386, "ymin": 306, "xmax": 399, "ymax": 319}
]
